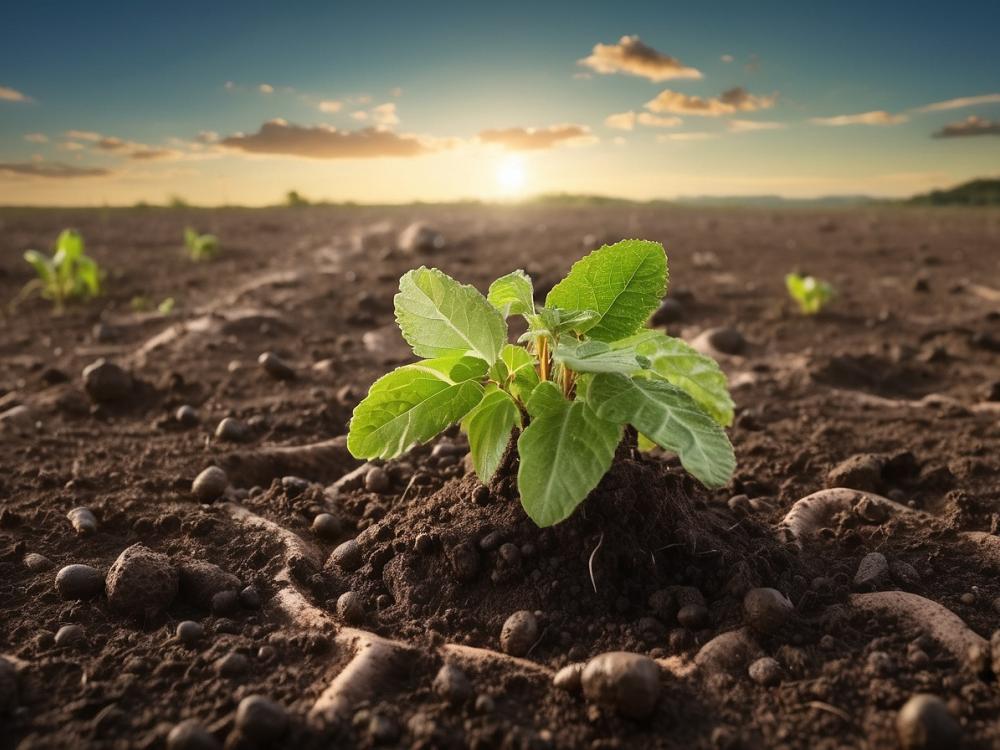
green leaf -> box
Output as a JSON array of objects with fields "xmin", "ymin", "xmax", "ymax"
[
  {"xmin": 617, "ymin": 330, "xmax": 734, "ymax": 426},
  {"xmin": 546, "ymin": 240, "xmax": 668, "ymax": 342},
  {"xmin": 499, "ymin": 344, "xmax": 539, "ymax": 401},
  {"xmin": 347, "ymin": 355, "xmax": 487, "ymax": 460},
  {"xmin": 517, "ymin": 382, "xmax": 622, "ymax": 526},
  {"xmin": 785, "ymin": 273, "xmax": 833, "ymax": 315},
  {"xmin": 75, "ymin": 257, "xmax": 102, "ymax": 297},
  {"xmin": 395, "ymin": 266, "xmax": 507, "ymax": 364},
  {"xmin": 553, "ymin": 339, "xmax": 643, "ymax": 374},
  {"xmin": 488, "ymin": 270, "xmax": 534, "ymax": 318},
  {"xmin": 55, "ymin": 229, "xmax": 83, "ymax": 261},
  {"xmin": 588, "ymin": 373, "xmax": 735, "ymax": 489},
  {"xmin": 24, "ymin": 250, "xmax": 54, "ymax": 284},
  {"xmin": 463, "ymin": 387, "xmax": 520, "ymax": 483}
]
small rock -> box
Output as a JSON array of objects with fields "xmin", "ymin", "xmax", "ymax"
[
  {"xmin": 651, "ymin": 299, "xmax": 684, "ymax": 326},
  {"xmin": 854, "ymin": 552, "xmax": 890, "ymax": 588},
  {"xmin": 176, "ymin": 620, "xmax": 204, "ymax": 647},
  {"xmin": 258, "ymin": 351, "xmax": 296, "ymax": 381},
  {"xmin": 235, "ymin": 695, "xmax": 288, "ymax": 743},
  {"xmin": 677, "ymin": 603, "xmax": 709, "ymax": 629},
  {"xmin": 500, "ymin": 610, "xmax": 538, "ymax": 656},
  {"xmin": 748, "ymin": 657, "xmax": 783, "ymax": 686},
  {"xmin": 699, "ymin": 327, "xmax": 746, "ymax": 356},
  {"xmin": 896, "ymin": 694, "xmax": 961, "ymax": 750},
  {"xmin": 166, "ymin": 719, "xmax": 220, "ymax": 750},
  {"xmin": 175, "ymin": 405, "xmax": 199, "ymax": 427},
  {"xmin": 337, "ymin": 591, "xmax": 365, "ymax": 624},
  {"xmin": 311, "ymin": 513, "xmax": 341, "ymax": 540},
  {"xmin": 215, "ymin": 652, "xmax": 250, "ymax": 679},
  {"xmin": 364, "ymin": 466, "xmax": 390, "ymax": 493},
  {"xmin": 433, "ymin": 663, "xmax": 472, "ymax": 704},
  {"xmin": 743, "ymin": 588, "xmax": 793, "ymax": 634},
  {"xmin": 581, "ymin": 652, "xmax": 661, "ymax": 719},
  {"xmin": 474, "ymin": 695, "xmax": 495, "ymax": 714},
  {"xmin": 827, "ymin": 453, "xmax": 884, "ymax": 492},
  {"xmin": 330, "ymin": 540, "xmax": 363, "ymax": 572},
  {"xmin": 67, "ymin": 506, "xmax": 98, "ymax": 535},
  {"xmin": 82, "ymin": 359, "xmax": 132, "ymax": 403},
  {"xmin": 55, "ymin": 564, "xmax": 104, "ymax": 600},
  {"xmin": 192, "ymin": 466, "xmax": 228, "ymax": 502},
  {"xmin": 414, "ymin": 533, "xmax": 434, "ymax": 554},
  {"xmin": 398, "ymin": 222, "xmax": 445, "ymax": 254},
  {"xmin": 178, "ymin": 560, "xmax": 241, "ymax": 609},
  {"xmin": 695, "ymin": 629, "xmax": 763, "ymax": 674},
  {"xmin": 0, "ymin": 656, "xmax": 18, "ymax": 713},
  {"xmin": 24, "ymin": 552, "xmax": 55, "ymax": 572},
  {"xmin": 553, "ymin": 663, "xmax": 584, "ymax": 692},
  {"xmin": 106, "ymin": 544, "xmax": 178, "ymax": 619},
  {"xmin": 239, "ymin": 585, "xmax": 261, "ymax": 609},
  {"xmin": 210, "ymin": 590, "xmax": 240, "ymax": 616},
  {"xmin": 448, "ymin": 541, "xmax": 479, "ymax": 582},
  {"xmin": 214, "ymin": 417, "xmax": 250, "ymax": 443},
  {"xmin": 54, "ymin": 624, "xmax": 86, "ymax": 648}
]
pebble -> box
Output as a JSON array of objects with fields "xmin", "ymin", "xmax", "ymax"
[
  {"xmin": 896, "ymin": 694, "xmax": 961, "ymax": 750},
  {"xmin": 581, "ymin": 652, "xmax": 661, "ymax": 719},
  {"xmin": 24, "ymin": 552, "xmax": 55, "ymax": 572},
  {"xmin": 0, "ymin": 656, "xmax": 18, "ymax": 712},
  {"xmin": 211, "ymin": 590, "xmax": 240, "ymax": 616},
  {"xmin": 500, "ymin": 610, "xmax": 538, "ymax": 656},
  {"xmin": 651, "ymin": 298, "xmax": 684, "ymax": 326},
  {"xmin": 258, "ymin": 351, "xmax": 296, "ymax": 380},
  {"xmin": 54, "ymin": 624, "xmax": 86, "ymax": 648},
  {"xmin": 700, "ymin": 327, "xmax": 746, "ymax": 356},
  {"xmin": 166, "ymin": 719, "xmax": 220, "ymax": 750},
  {"xmin": 398, "ymin": 222, "xmax": 445, "ymax": 254},
  {"xmin": 448, "ymin": 541, "xmax": 480, "ymax": 582},
  {"xmin": 364, "ymin": 466, "xmax": 390, "ymax": 493},
  {"xmin": 433, "ymin": 663, "xmax": 472, "ymax": 704},
  {"xmin": 178, "ymin": 560, "xmax": 241, "ymax": 609},
  {"xmin": 827, "ymin": 454, "xmax": 884, "ymax": 492},
  {"xmin": 748, "ymin": 657, "xmax": 783, "ymax": 686},
  {"xmin": 176, "ymin": 620, "xmax": 204, "ymax": 647},
  {"xmin": 553, "ymin": 663, "xmax": 584, "ymax": 692},
  {"xmin": 337, "ymin": 591, "xmax": 365, "ymax": 624},
  {"xmin": 82, "ymin": 359, "xmax": 132, "ymax": 402},
  {"xmin": 414, "ymin": 533, "xmax": 434, "ymax": 554},
  {"xmin": 191, "ymin": 466, "xmax": 228, "ymax": 502},
  {"xmin": 854, "ymin": 552, "xmax": 890, "ymax": 588},
  {"xmin": 235, "ymin": 695, "xmax": 288, "ymax": 743},
  {"xmin": 175, "ymin": 405, "xmax": 200, "ymax": 427},
  {"xmin": 105, "ymin": 543, "xmax": 178, "ymax": 619},
  {"xmin": 214, "ymin": 417, "xmax": 250, "ymax": 443},
  {"xmin": 215, "ymin": 652, "xmax": 250, "ymax": 679},
  {"xmin": 743, "ymin": 588, "xmax": 793, "ymax": 634},
  {"xmin": 239, "ymin": 585, "xmax": 261, "ymax": 609},
  {"xmin": 67, "ymin": 506, "xmax": 98, "ymax": 535},
  {"xmin": 311, "ymin": 513, "xmax": 341, "ymax": 540},
  {"xmin": 330, "ymin": 540, "xmax": 363, "ymax": 572},
  {"xmin": 694, "ymin": 629, "xmax": 763, "ymax": 674},
  {"xmin": 677, "ymin": 603, "xmax": 709, "ymax": 629},
  {"xmin": 55, "ymin": 564, "xmax": 104, "ymax": 600}
]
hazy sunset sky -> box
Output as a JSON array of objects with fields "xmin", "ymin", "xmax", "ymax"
[{"xmin": 2, "ymin": 1, "xmax": 999, "ymax": 205}]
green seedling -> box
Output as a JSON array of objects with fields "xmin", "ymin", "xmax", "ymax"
[
  {"xmin": 347, "ymin": 240, "xmax": 736, "ymax": 527},
  {"xmin": 22, "ymin": 229, "xmax": 102, "ymax": 311},
  {"xmin": 184, "ymin": 228, "xmax": 219, "ymax": 261},
  {"xmin": 785, "ymin": 272, "xmax": 834, "ymax": 315}
]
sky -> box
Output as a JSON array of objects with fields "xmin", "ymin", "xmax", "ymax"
[{"xmin": 1, "ymin": 1, "xmax": 999, "ymax": 206}]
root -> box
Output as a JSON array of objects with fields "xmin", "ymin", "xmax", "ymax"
[
  {"xmin": 219, "ymin": 436, "xmax": 358, "ymax": 487},
  {"xmin": 777, "ymin": 488, "xmax": 929, "ymax": 548},
  {"xmin": 967, "ymin": 283, "xmax": 1000, "ymax": 303},
  {"xmin": 849, "ymin": 591, "xmax": 986, "ymax": 666}
]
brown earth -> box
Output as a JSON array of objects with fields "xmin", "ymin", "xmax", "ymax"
[{"xmin": 1, "ymin": 204, "xmax": 999, "ymax": 749}]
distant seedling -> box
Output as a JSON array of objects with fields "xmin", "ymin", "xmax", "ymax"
[
  {"xmin": 347, "ymin": 240, "xmax": 736, "ymax": 527},
  {"xmin": 785, "ymin": 272, "xmax": 834, "ymax": 315},
  {"xmin": 184, "ymin": 228, "xmax": 219, "ymax": 261},
  {"xmin": 22, "ymin": 229, "xmax": 102, "ymax": 311}
]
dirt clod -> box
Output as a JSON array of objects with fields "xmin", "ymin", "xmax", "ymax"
[
  {"xmin": 82, "ymin": 359, "xmax": 132, "ymax": 403},
  {"xmin": 743, "ymin": 588, "xmax": 794, "ymax": 634},
  {"xmin": 178, "ymin": 560, "xmax": 241, "ymax": 609},
  {"xmin": 433, "ymin": 663, "xmax": 473, "ymax": 705},
  {"xmin": 105, "ymin": 543, "xmax": 178, "ymax": 619},
  {"xmin": 581, "ymin": 652, "xmax": 661, "ymax": 719},
  {"xmin": 234, "ymin": 695, "xmax": 289, "ymax": 743},
  {"xmin": 500, "ymin": 610, "xmax": 539, "ymax": 656},
  {"xmin": 166, "ymin": 719, "xmax": 220, "ymax": 750}
]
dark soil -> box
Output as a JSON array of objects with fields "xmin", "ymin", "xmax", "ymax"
[{"xmin": 1, "ymin": 204, "xmax": 999, "ymax": 748}]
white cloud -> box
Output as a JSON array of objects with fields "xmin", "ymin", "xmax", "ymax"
[
  {"xmin": 637, "ymin": 112, "xmax": 682, "ymax": 128},
  {"xmin": 318, "ymin": 100, "xmax": 343, "ymax": 113},
  {"xmin": 605, "ymin": 111, "xmax": 637, "ymax": 131},
  {"xmin": 728, "ymin": 119, "xmax": 786, "ymax": 132},
  {"xmin": 0, "ymin": 161, "xmax": 111, "ymax": 178},
  {"xmin": 24, "ymin": 133, "xmax": 48, "ymax": 143},
  {"xmin": 721, "ymin": 54, "xmax": 734, "ymax": 63},
  {"xmin": 390, "ymin": 87, "xmax": 403, "ymax": 97},
  {"xmin": 932, "ymin": 115, "xmax": 1000, "ymax": 138},
  {"xmin": 221, "ymin": 120, "xmax": 442, "ymax": 159},
  {"xmin": 646, "ymin": 87, "xmax": 776, "ymax": 116},
  {"xmin": 259, "ymin": 83, "xmax": 274, "ymax": 94},
  {"xmin": 350, "ymin": 111, "xmax": 368, "ymax": 121},
  {"xmin": 58, "ymin": 142, "xmax": 86, "ymax": 151},
  {"xmin": 657, "ymin": 132, "xmax": 716, "ymax": 142},
  {"xmin": 579, "ymin": 35, "xmax": 702, "ymax": 82},
  {"xmin": 64, "ymin": 130, "xmax": 101, "ymax": 141},
  {"xmin": 372, "ymin": 102, "xmax": 399, "ymax": 127},
  {"xmin": 605, "ymin": 111, "xmax": 682, "ymax": 131},
  {"xmin": 809, "ymin": 110, "xmax": 907, "ymax": 126},
  {"xmin": 478, "ymin": 124, "xmax": 596, "ymax": 151},
  {"xmin": 0, "ymin": 86, "xmax": 31, "ymax": 102},
  {"xmin": 916, "ymin": 93, "xmax": 1000, "ymax": 113}
]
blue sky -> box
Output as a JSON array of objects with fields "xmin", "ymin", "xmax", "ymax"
[{"xmin": 1, "ymin": 1, "xmax": 998, "ymax": 204}]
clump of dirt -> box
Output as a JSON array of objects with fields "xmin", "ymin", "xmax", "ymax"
[{"xmin": 332, "ymin": 451, "xmax": 803, "ymax": 660}]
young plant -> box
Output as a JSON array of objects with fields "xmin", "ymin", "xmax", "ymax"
[
  {"xmin": 184, "ymin": 228, "xmax": 219, "ymax": 261},
  {"xmin": 22, "ymin": 229, "xmax": 102, "ymax": 311},
  {"xmin": 347, "ymin": 240, "xmax": 736, "ymax": 527},
  {"xmin": 785, "ymin": 272, "xmax": 834, "ymax": 315}
]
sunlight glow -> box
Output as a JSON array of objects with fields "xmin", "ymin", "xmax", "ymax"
[{"xmin": 496, "ymin": 155, "xmax": 526, "ymax": 194}]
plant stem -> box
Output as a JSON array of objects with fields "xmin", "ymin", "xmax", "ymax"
[{"xmin": 537, "ymin": 337, "xmax": 550, "ymax": 381}]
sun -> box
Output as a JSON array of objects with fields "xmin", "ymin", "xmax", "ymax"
[{"xmin": 496, "ymin": 155, "xmax": 526, "ymax": 194}]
